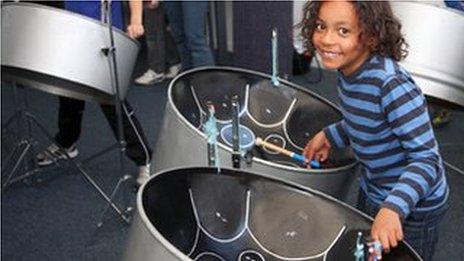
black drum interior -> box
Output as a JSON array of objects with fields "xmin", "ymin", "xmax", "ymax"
[
  {"xmin": 142, "ymin": 168, "xmax": 420, "ymax": 261},
  {"xmin": 171, "ymin": 69, "xmax": 356, "ymax": 169}
]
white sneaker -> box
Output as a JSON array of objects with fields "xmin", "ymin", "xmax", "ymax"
[
  {"xmin": 135, "ymin": 69, "xmax": 165, "ymax": 85},
  {"xmin": 136, "ymin": 164, "xmax": 151, "ymax": 185},
  {"xmin": 165, "ymin": 64, "xmax": 182, "ymax": 79},
  {"xmin": 36, "ymin": 143, "xmax": 79, "ymax": 166}
]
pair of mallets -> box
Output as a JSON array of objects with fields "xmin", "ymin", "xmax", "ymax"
[{"xmin": 255, "ymin": 137, "xmax": 320, "ymax": 168}]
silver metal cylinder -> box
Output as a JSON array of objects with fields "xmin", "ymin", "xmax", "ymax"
[
  {"xmin": 122, "ymin": 167, "xmax": 421, "ymax": 261},
  {"xmin": 152, "ymin": 66, "xmax": 357, "ymax": 199},
  {"xmin": 1, "ymin": 3, "xmax": 139, "ymax": 103}
]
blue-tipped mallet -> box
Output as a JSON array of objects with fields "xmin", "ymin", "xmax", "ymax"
[{"xmin": 255, "ymin": 137, "xmax": 320, "ymax": 168}]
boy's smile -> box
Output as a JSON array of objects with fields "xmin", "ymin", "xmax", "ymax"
[{"xmin": 312, "ymin": 1, "xmax": 371, "ymax": 76}]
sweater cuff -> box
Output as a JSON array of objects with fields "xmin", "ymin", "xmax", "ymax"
[
  {"xmin": 380, "ymin": 201, "xmax": 407, "ymax": 221},
  {"xmin": 323, "ymin": 123, "xmax": 345, "ymax": 149}
]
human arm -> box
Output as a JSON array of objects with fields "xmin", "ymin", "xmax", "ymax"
[
  {"xmin": 302, "ymin": 120, "xmax": 349, "ymax": 162},
  {"xmin": 302, "ymin": 130, "xmax": 331, "ymax": 162},
  {"xmin": 372, "ymin": 75, "xmax": 443, "ymax": 250},
  {"xmin": 127, "ymin": 0, "xmax": 144, "ymax": 39}
]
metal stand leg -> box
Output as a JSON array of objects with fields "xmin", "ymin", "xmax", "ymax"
[
  {"xmin": 1, "ymin": 141, "xmax": 32, "ymax": 189},
  {"xmin": 1, "ymin": 83, "xmax": 131, "ymax": 224},
  {"xmin": 93, "ymin": 1, "xmax": 134, "ymax": 227},
  {"xmin": 27, "ymin": 112, "xmax": 131, "ymax": 224},
  {"xmin": 1, "ymin": 83, "xmax": 40, "ymax": 190}
]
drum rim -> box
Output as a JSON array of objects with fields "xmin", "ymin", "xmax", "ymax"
[
  {"xmin": 136, "ymin": 166, "xmax": 422, "ymax": 260},
  {"xmin": 136, "ymin": 166, "xmax": 370, "ymax": 260},
  {"xmin": 166, "ymin": 66, "xmax": 358, "ymax": 174}
]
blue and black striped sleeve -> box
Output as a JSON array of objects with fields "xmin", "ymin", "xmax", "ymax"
[
  {"xmin": 323, "ymin": 120, "xmax": 350, "ymax": 149},
  {"xmin": 379, "ymin": 76, "xmax": 441, "ymax": 218}
]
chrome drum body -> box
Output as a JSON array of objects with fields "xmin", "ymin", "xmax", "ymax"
[
  {"xmin": 122, "ymin": 167, "xmax": 421, "ymax": 261},
  {"xmin": 152, "ymin": 67, "xmax": 357, "ymax": 199},
  {"xmin": 1, "ymin": 3, "xmax": 140, "ymax": 103}
]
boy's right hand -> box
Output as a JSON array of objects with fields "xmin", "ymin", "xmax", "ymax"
[{"xmin": 303, "ymin": 131, "xmax": 331, "ymax": 163}]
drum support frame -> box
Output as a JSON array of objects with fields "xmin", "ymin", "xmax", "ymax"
[
  {"xmin": 1, "ymin": 1, "xmax": 136, "ymax": 227},
  {"xmin": 1, "ymin": 82, "xmax": 132, "ymax": 225},
  {"xmin": 1, "ymin": 83, "xmax": 39, "ymax": 187},
  {"xmin": 91, "ymin": 0, "xmax": 133, "ymax": 227}
]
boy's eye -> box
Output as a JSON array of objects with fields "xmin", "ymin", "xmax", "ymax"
[
  {"xmin": 315, "ymin": 22, "xmax": 325, "ymax": 31},
  {"xmin": 338, "ymin": 27, "xmax": 349, "ymax": 35}
]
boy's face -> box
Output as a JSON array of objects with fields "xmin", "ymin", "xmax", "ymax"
[{"xmin": 312, "ymin": 1, "xmax": 371, "ymax": 76}]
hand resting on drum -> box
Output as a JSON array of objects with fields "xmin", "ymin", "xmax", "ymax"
[
  {"xmin": 371, "ymin": 207, "xmax": 404, "ymax": 254},
  {"xmin": 303, "ymin": 130, "xmax": 331, "ymax": 164}
]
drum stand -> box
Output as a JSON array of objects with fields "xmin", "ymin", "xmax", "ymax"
[
  {"xmin": 0, "ymin": 82, "xmax": 132, "ymax": 225},
  {"xmin": 91, "ymin": 0, "xmax": 134, "ymax": 227},
  {"xmin": 1, "ymin": 1, "xmax": 136, "ymax": 227},
  {"xmin": 1, "ymin": 83, "xmax": 39, "ymax": 188}
]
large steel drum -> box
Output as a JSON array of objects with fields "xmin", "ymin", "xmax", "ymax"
[
  {"xmin": 1, "ymin": 2, "xmax": 139, "ymax": 103},
  {"xmin": 122, "ymin": 167, "xmax": 421, "ymax": 261},
  {"xmin": 392, "ymin": 2, "xmax": 464, "ymax": 107},
  {"xmin": 152, "ymin": 67, "xmax": 357, "ymax": 198}
]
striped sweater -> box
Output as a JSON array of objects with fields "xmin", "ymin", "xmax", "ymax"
[{"xmin": 324, "ymin": 55, "xmax": 449, "ymax": 219}]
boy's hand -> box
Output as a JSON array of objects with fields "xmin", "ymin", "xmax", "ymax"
[
  {"xmin": 303, "ymin": 131, "xmax": 331, "ymax": 163},
  {"xmin": 371, "ymin": 208, "xmax": 404, "ymax": 253}
]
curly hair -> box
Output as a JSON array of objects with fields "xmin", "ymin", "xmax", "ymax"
[{"xmin": 298, "ymin": 1, "xmax": 408, "ymax": 61}]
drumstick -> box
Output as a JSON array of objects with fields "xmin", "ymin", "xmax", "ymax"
[{"xmin": 255, "ymin": 137, "xmax": 320, "ymax": 167}]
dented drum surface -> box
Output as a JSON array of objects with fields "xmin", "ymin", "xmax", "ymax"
[
  {"xmin": 122, "ymin": 167, "xmax": 421, "ymax": 261},
  {"xmin": 152, "ymin": 67, "xmax": 357, "ymax": 199},
  {"xmin": 1, "ymin": 3, "xmax": 140, "ymax": 103}
]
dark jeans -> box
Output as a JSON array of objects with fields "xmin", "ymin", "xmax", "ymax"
[
  {"xmin": 164, "ymin": 1, "xmax": 214, "ymax": 69},
  {"xmin": 357, "ymin": 190, "xmax": 447, "ymax": 261},
  {"xmin": 143, "ymin": 3, "xmax": 180, "ymax": 73},
  {"xmin": 55, "ymin": 97, "xmax": 151, "ymax": 166}
]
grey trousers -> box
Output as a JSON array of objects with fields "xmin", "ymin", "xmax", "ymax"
[{"xmin": 143, "ymin": 4, "xmax": 180, "ymax": 73}]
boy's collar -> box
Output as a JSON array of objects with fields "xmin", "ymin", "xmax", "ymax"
[{"xmin": 338, "ymin": 54, "xmax": 377, "ymax": 83}]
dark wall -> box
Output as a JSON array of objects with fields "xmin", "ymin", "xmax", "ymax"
[{"xmin": 233, "ymin": 1, "xmax": 293, "ymax": 78}]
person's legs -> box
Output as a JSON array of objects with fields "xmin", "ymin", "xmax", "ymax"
[
  {"xmin": 402, "ymin": 205, "xmax": 447, "ymax": 261},
  {"xmin": 161, "ymin": 4, "xmax": 181, "ymax": 68},
  {"xmin": 181, "ymin": 1, "xmax": 214, "ymax": 68},
  {"xmin": 37, "ymin": 97, "xmax": 83, "ymax": 165},
  {"xmin": 100, "ymin": 101, "xmax": 152, "ymax": 167},
  {"xmin": 55, "ymin": 97, "xmax": 85, "ymax": 148},
  {"xmin": 135, "ymin": 5, "xmax": 167, "ymax": 85},
  {"xmin": 145, "ymin": 6, "xmax": 166, "ymax": 74},
  {"xmin": 164, "ymin": 1, "xmax": 191, "ymax": 69}
]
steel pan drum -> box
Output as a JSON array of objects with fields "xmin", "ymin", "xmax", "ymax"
[
  {"xmin": 1, "ymin": 3, "xmax": 139, "ymax": 103},
  {"xmin": 122, "ymin": 167, "xmax": 421, "ymax": 261},
  {"xmin": 152, "ymin": 67, "xmax": 357, "ymax": 198},
  {"xmin": 392, "ymin": 2, "xmax": 464, "ymax": 107}
]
